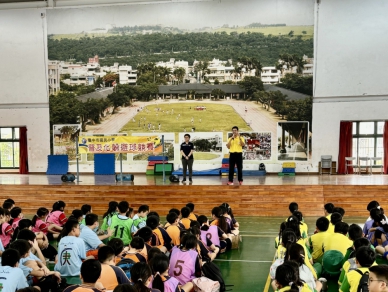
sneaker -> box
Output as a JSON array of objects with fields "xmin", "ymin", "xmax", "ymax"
[
  {"xmin": 239, "ymin": 181, "xmax": 243, "ymax": 185},
  {"xmin": 227, "ymin": 182, "xmax": 234, "ymax": 185},
  {"xmin": 182, "ymin": 178, "xmax": 186, "ymax": 182}
]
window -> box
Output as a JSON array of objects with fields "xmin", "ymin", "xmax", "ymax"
[
  {"xmin": 0, "ymin": 127, "xmax": 20, "ymax": 168},
  {"xmin": 352, "ymin": 121, "xmax": 384, "ymax": 164}
]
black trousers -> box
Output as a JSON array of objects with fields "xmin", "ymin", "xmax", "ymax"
[
  {"xmin": 229, "ymin": 152, "xmax": 243, "ymax": 182},
  {"xmin": 182, "ymin": 158, "xmax": 194, "ymax": 179}
]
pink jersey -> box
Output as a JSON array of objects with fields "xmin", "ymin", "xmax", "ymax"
[
  {"xmin": 200, "ymin": 225, "xmax": 220, "ymax": 247},
  {"xmin": 163, "ymin": 276, "xmax": 180, "ymax": 292},
  {"xmin": 0, "ymin": 223, "xmax": 13, "ymax": 247},
  {"xmin": 32, "ymin": 218, "xmax": 48, "ymax": 234},
  {"xmin": 11, "ymin": 218, "xmax": 21, "ymax": 230},
  {"xmin": 169, "ymin": 246, "xmax": 198, "ymax": 285},
  {"xmin": 46, "ymin": 211, "xmax": 67, "ymax": 226}
]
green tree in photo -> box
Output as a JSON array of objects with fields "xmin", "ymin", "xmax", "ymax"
[
  {"xmin": 211, "ymin": 88, "xmax": 226, "ymax": 100},
  {"xmin": 173, "ymin": 67, "xmax": 186, "ymax": 84},
  {"xmin": 238, "ymin": 76, "xmax": 264, "ymax": 98}
]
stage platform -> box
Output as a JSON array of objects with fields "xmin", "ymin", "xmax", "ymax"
[{"xmin": 0, "ymin": 174, "xmax": 387, "ymax": 217}]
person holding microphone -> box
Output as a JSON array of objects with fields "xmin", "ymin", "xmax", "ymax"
[{"xmin": 226, "ymin": 126, "xmax": 245, "ymax": 185}]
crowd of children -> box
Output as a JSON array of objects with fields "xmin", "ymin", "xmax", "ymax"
[
  {"xmin": 0, "ymin": 199, "xmax": 240, "ymax": 292},
  {"xmin": 271, "ymin": 201, "xmax": 388, "ymax": 292}
]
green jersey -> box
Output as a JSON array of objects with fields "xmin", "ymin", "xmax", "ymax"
[
  {"xmin": 100, "ymin": 212, "xmax": 118, "ymax": 231},
  {"xmin": 110, "ymin": 214, "xmax": 133, "ymax": 245}
]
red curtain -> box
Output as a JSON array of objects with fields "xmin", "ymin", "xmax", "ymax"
[
  {"xmin": 19, "ymin": 127, "xmax": 28, "ymax": 174},
  {"xmin": 384, "ymin": 121, "xmax": 388, "ymax": 174},
  {"xmin": 337, "ymin": 121, "xmax": 353, "ymax": 174}
]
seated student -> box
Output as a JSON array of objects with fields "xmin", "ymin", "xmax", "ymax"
[
  {"xmin": 32, "ymin": 207, "xmax": 60, "ymax": 240},
  {"xmin": 221, "ymin": 202, "xmax": 240, "ymax": 230},
  {"xmin": 2, "ymin": 199, "xmax": 15, "ymax": 211},
  {"xmin": 113, "ymin": 284, "xmax": 136, "ymax": 292},
  {"xmin": 197, "ymin": 215, "xmax": 229, "ymax": 253},
  {"xmin": 165, "ymin": 212, "xmax": 182, "ymax": 247},
  {"xmin": 55, "ymin": 219, "xmax": 93, "ymax": 276},
  {"xmin": 0, "ymin": 209, "xmax": 13, "ymax": 248},
  {"xmin": 368, "ymin": 265, "xmax": 388, "ymax": 292},
  {"xmin": 107, "ymin": 238, "xmax": 128, "ymax": 264},
  {"xmin": 275, "ymin": 222, "xmax": 287, "ymax": 249},
  {"xmin": 81, "ymin": 204, "xmax": 92, "ymax": 226},
  {"xmin": 69, "ymin": 209, "xmax": 84, "ymax": 226},
  {"xmin": 309, "ymin": 217, "xmax": 330, "ymax": 263},
  {"xmin": 146, "ymin": 215, "xmax": 172, "ymax": 252},
  {"xmin": 165, "ymin": 209, "xmax": 185, "ymax": 230},
  {"xmin": 364, "ymin": 208, "xmax": 382, "ymax": 240},
  {"xmin": 323, "ymin": 222, "xmax": 353, "ymax": 256},
  {"xmin": 339, "ymin": 238, "xmax": 372, "ymax": 286},
  {"xmin": 109, "ymin": 201, "xmax": 134, "ymax": 246},
  {"xmin": 126, "ymin": 207, "xmax": 134, "ymax": 219},
  {"xmin": 340, "ymin": 246, "xmax": 376, "ymax": 292},
  {"xmin": 97, "ymin": 246, "xmax": 130, "ymax": 289},
  {"xmin": 324, "ymin": 203, "xmax": 335, "ymax": 219},
  {"xmin": 274, "ymin": 261, "xmax": 313, "ymax": 292},
  {"xmin": 293, "ymin": 211, "xmax": 308, "ymax": 242},
  {"xmin": 63, "ymin": 259, "xmax": 105, "ymax": 292},
  {"xmin": 16, "ymin": 229, "xmax": 47, "ymax": 264},
  {"xmin": 130, "ymin": 262, "xmax": 160, "ymax": 292},
  {"xmin": 343, "ymin": 224, "xmax": 364, "ymax": 263},
  {"xmin": 371, "ymin": 214, "xmax": 388, "ymax": 248},
  {"xmin": 180, "ymin": 207, "xmax": 192, "ymax": 230},
  {"xmin": 333, "ymin": 207, "xmax": 346, "ymax": 218},
  {"xmin": 46, "ymin": 201, "xmax": 68, "ymax": 230},
  {"xmin": 9, "ymin": 239, "xmax": 60, "ymax": 290},
  {"xmin": 10, "ymin": 207, "xmax": 23, "ymax": 229},
  {"xmin": 186, "ymin": 203, "xmax": 198, "ymax": 221},
  {"xmin": 80, "ymin": 214, "xmax": 113, "ymax": 259},
  {"xmin": 219, "ymin": 205, "xmax": 239, "ymax": 236},
  {"xmin": 137, "ymin": 226, "xmax": 167, "ymax": 257},
  {"xmin": 289, "ymin": 202, "xmax": 299, "ymax": 215},
  {"xmin": 169, "ymin": 233, "xmax": 201, "ymax": 285},
  {"xmin": 210, "ymin": 207, "xmax": 233, "ymax": 236},
  {"xmin": 151, "ymin": 253, "xmax": 194, "ymax": 292},
  {"xmin": 327, "ymin": 212, "xmax": 342, "ymax": 234},
  {"xmin": 0, "ymin": 249, "xmax": 29, "ymax": 291},
  {"xmin": 276, "ymin": 229, "xmax": 297, "ymax": 260},
  {"xmin": 124, "ymin": 237, "xmax": 147, "ymax": 263},
  {"xmin": 100, "ymin": 201, "xmax": 119, "ymax": 232},
  {"xmin": 131, "ymin": 205, "xmax": 149, "ymax": 234},
  {"xmin": 190, "ymin": 225, "xmax": 219, "ymax": 262}
]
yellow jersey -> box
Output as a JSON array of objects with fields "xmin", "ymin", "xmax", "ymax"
[
  {"xmin": 327, "ymin": 223, "xmax": 335, "ymax": 234},
  {"xmin": 227, "ymin": 136, "xmax": 245, "ymax": 153},
  {"xmin": 309, "ymin": 231, "xmax": 328, "ymax": 262},
  {"xmin": 323, "ymin": 233, "xmax": 353, "ymax": 256},
  {"xmin": 340, "ymin": 267, "xmax": 370, "ymax": 292},
  {"xmin": 277, "ymin": 283, "xmax": 313, "ymax": 292}
]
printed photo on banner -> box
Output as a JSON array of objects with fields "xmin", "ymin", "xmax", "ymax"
[
  {"xmin": 53, "ymin": 124, "xmax": 81, "ymax": 161},
  {"xmin": 131, "ymin": 132, "xmax": 175, "ymax": 161},
  {"xmin": 178, "ymin": 132, "xmax": 223, "ymax": 161},
  {"xmin": 227, "ymin": 132, "xmax": 272, "ymax": 161},
  {"xmin": 277, "ymin": 121, "xmax": 310, "ymax": 161}
]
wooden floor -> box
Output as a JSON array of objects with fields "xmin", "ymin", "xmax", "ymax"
[{"xmin": 1, "ymin": 174, "xmax": 387, "ymax": 217}]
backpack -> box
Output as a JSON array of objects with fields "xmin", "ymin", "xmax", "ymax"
[
  {"xmin": 193, "ymin": 277, "xmax": 220, "ymax": 292},
  {"xmin": 355, "ymin": 269, "xmax": 369, "ymax": 292},
  {"xmin": 116, "ymin": 258, "xmax": 136, "ymax": 279},
  {"xmin": 201, "ymin": 261, "xmax": 232, "ymax": 292}
]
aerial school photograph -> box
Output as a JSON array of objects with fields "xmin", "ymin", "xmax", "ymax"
[{"xmin": 0, "ymin": 0, "xmax": 388, "ymax": 292}]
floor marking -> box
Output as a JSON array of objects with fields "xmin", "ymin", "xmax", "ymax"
[{"xmin": 214, "ymin": 259, "xmax": 272, "ymax": 263}]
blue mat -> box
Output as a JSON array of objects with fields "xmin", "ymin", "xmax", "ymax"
[
  {"xmin": 46, "ymin": 155, "xmax": 68, "ymax": 175},
  {"xmin": 94, "ymin": 154, "xmax": 115, "ymax": 175},
  {"xmin": 172, "ymin": 168, "xmax": 221, "ymax": 176},
  {"xmin": 222, "ymin": 158, "xmax": 230, "ymax": 164},
  {"xmin": 148, "ymin": 156, "xmax": 168, "ymax": 161},
  {"xmin": 243, "ymin": 170, "xmax": 267, "ymax": 176}
]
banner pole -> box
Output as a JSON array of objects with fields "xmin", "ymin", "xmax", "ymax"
[
  {"xmin": 120, "ymin": 153, "xmax": 123, "ymax": 182},
  {"xmin": 162, "ymin": 135, "xmax": 165, "ymax": 182},
  {"xmin": 76, "ymin": 135, "xmax": 80, "ymax": 183}
]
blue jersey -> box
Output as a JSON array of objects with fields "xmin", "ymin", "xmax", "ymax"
[
  {"xmin": 19, "ymin": 251, "xmax": 42, "ymax": 277},
  {"xmin": 55, "ymin": 236, "xmax": 87, "ymax": 276},
  {"xmin": 0, "ymin": 265, "xmax": 29, "ymax": 292},
  {"xmin": 80, "ymin": 226, "xmax": 103, "ymax": 251}
]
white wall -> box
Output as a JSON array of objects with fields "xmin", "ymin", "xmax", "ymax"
[
  {"xmin": 0, "ymin": 9, "xmax": 50, "ymax": 172},
  {"xmin": 314, "ymin": 0, "xmax": 388, "ymax": 98}
]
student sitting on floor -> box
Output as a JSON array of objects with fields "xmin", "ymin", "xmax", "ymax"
[
  {"xmin": 343, "ymin": 224, "xmax": 364, "ymax": 263},
  {"xmin": 197, "ymin": 215, "xmax": 229, "ymax": 253},
  {"xmin": 327, "ymin": 212, "xmax": 342, "ymax": 234},
  {"xmin": 189, "ymin": 223, "xmax": 219, "ymax": 262},
  {"xmin": 275, "ymin": 229, "xmax": 297, "ymax": 260},
  {"xmin": 98, "ymin": 246, "xmax": 130, "ymax": 289},
  {"xmin": 323, "ymin": 222, "xmax": 353, "ymax": 256},
  {"xmin": 164, "ymin": 209, "xmax": 185, "ymax": 230},
  {"xmin": 32, "ymin": 207, "xmax": 60, "ymax": 240},
  {"xmin": 131, "ymin": 262, "xmax": 161, "ymax": 292},
  {"xmin": 109, "ymin": 201, "xmax": 134, "ymax": 246},
  {"xmin": 146, "ymin": 215, "xmax": 172, "ymax": 252},
  {"xmin": 137, "ymin": 226, "xmax": 167, "ymax": 257},
  {"xmin": 340, "ymin": 246, "xmax": 376, "ymax": 292},
  {"xmin": 80, "ymin": 214, "xmax": 113, "ymax": 259},
  {"xmin": 221, "ymin": 202, "xmax": 240, "ymax": 230},
  {"xmin": 364, "ymin": 207, "xmax": 382, "ymax": 240},
  {"xmin": 63, "ymin": 259, "xmax": 105, "ymax": 292},
  {"xmin": 339, "ymin": 238, "xmax": 373, "ymax": 286},
  {"xmin": 180, "ymin": 207, "xmax": 192, "ymax": 230},
  {"xmin": 165, "ymin": 212, "xmax": 181, "ymax": 247},
  {"xmin": 0, "ymin": 249, "xmax": 29, "ymax": 291},
  {"xmin": 274, "ymin": 261, "xmax": 313, "ymax": 292},
  {"xmin": 107, "ymin": 238, "xmax": 128, "ymax": 264},
  {"xmin": 55, "ymin": 219, "xmax": 94, "ymax": 276},
  {"xmin": 131, "ymin": 205, "xmax": 149, "ymax": 234},
  {"xmin": 275, "ymin": 222, "xmax": 287, "ymax": 249},
  {"xmin": 100, "ymin": 201, "xmax": 118, "ymax": 232},
  {"xmin": 186, "ymin": 203, "xmax": 198, "ymax": 221},
  {"xmin": 293, "ymin": 211, "xmax": 308, "ymax": 243},
  {"xmin": 81, "ymin": 204, "xmax": 92, "ymax": 226},
  {"xmin": 0, "ymin": 209, "xmax": 13, "ymax": 248},
  {"xmin": 16, "ymin": 229, "xmax": 47, "ymax": 264},
  {"xmin": 113, "ymin": 284, "xmax": 137, "ymax": 292},
  {"xmin": 151, "ymin": 253, "xmax": 194, "ymax": 292},
  {"xmin": 288, "ymin": 202, "xmax": 299, "ymax": 216},
  {"xmin": 210, "ymin": 206, "xmax": 233, "ymax": 238},
  {"xmin": 324, "ymin": 203, "xmax": 334, "ymax": 220},
  {"xmin": 309, "ymin": 217, "xmax": 330, "ymax": 263},
  {"xmin": 46, "ymin": 201, "xmax": 68, "ymax": 230},
  {"xmin": 2, "ymin": 199, "xmax": 15, "ymax": 211},
  {"xmin": 368, "ymin": 265, "xmax": 388, "ymax": 292},
  {"xmin": 371, "ymin": 214, "xmax": 388, "ymax": 248},
  {"xmin": 10, "ymin": 207, "xmax": 23, "ymax": 229},
  {"xmin": 124, "ymin": 237, "xmax": 147, "ymax": 263},
  {"xmin": 219, "ymin": 205, "xmax": 239, "ymax": 236}
]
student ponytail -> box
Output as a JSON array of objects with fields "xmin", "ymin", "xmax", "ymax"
[
  {"xmin": 281, "ymin": 229, "xmax": 297, "ymax": 249},
  {"xmin": 221, "ymin": 202, "xmax": 235, "ymax": 219},
  {"xmin": 58, "ymin": 219, "xmax": 79, "ymax": 242},
  {"xmin": 32, "ymin": 207, "xmax": 49, "ymax": 227},
  {"xmin": 197, "ymin": 215, "xmax": 210, "ymax": 231},
  {"xmin": 286, "ymin": 216, "xmax": 302, "ymax": 240},
  {"xmin": 52, "ymin": 201, "xmax": 66, "ymax": 212},
  {"xmin": 275, "ymin": 261, "xmax": 304, "ymax": 290},
  {"xmin": 130, "ymin": 262, "xmax": 152, "ymax": 292},
  {"xmin": 150, "ymin": 253, "xmax": 170, "ymax": 292},
  {"xmin": 212, "ymin": 207, "xmax": 228, "ymax": 233},
  {"xmin": 103, "ymin": 201, "xmax": 118, "ymax": 219},
  {"xmin": 284, "ymin": 243, "xmax": 305, "ymax": 267}
]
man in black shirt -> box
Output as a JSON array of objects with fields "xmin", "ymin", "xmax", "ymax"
[{"xmin": 180, "ymin": 134, "xmax": 194, "ymax": 182}]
